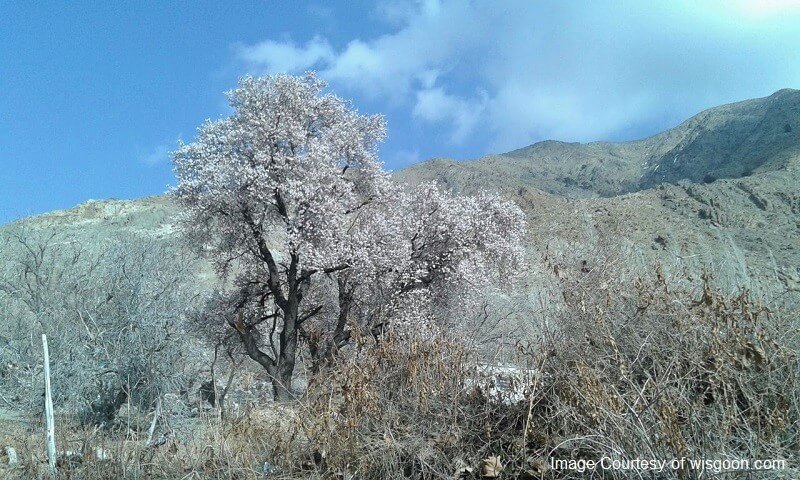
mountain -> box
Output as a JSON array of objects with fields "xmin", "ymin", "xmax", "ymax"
[
  {"xmin": 396, "ymin": 88, "xmax": 800, "ymax": 198},
  {"xmin": 2, "ymin": 89, "xmax": 798, "ymax": 308},
  {"xmin": 397, "ymin": 89, "xmax": 800, "ymax": 302}
]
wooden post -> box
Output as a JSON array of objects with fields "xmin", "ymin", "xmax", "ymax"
[{"xmin": 42, "ymin": 334, "xmax": 57, "ymax": 478}]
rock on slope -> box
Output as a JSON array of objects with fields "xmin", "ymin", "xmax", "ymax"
[
  {"xmin": 506, "ymin": 163, "xmax": 799, "ymax": 302},
  {"xmin": 0, "ymin": 196, "xmax": 216, "ymax": 291}
]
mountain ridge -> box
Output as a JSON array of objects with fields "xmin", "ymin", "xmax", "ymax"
[{"xmin": 396, "ymin": 88, "xmax": 800, "ymax": 198}]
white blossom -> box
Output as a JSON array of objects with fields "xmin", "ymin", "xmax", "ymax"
[{"xmin": 171, "ymin": 73, "xmax": 527, "ymax": 400}]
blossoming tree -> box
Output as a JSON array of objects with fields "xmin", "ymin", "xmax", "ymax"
[{"xmin": 173, "ymin": 73, "xmax": 526, "ymax": 401}]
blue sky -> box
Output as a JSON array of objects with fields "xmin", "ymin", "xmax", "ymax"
[{"xmin": 2, "ymin": 1, "xmax": 800, "ymax": 224}]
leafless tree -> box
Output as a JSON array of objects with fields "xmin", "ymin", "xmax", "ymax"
[{"xmin": 0, "ymin": 225, "xmax": 201, "ymax": 425}]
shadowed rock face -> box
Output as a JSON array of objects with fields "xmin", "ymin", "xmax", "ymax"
[{"xmin": 1, "ymin": 90, "xmax": 798, "ymax": 308}]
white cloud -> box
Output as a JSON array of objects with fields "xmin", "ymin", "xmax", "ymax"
[
  {"xmin": 486, "ymin": 84, "xmax": 658, "ymax": 150},
  {"xmin": 413, "ymin": 87, "xmax": 486, "ymax": 143},
  {"xmin": 731, "ymin": 0, "xmax": 800, "ymax": 18},
  {"xmin": 236, "ymin": 0, "xmax": 800, "ymax": 152},
  {"xmin": 236, "ymin": 36, "xmax": 334, "ymax": 75}
]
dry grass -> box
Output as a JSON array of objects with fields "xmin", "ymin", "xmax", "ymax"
[
  {"xmin": 262, "ymin": 266, "xmax": 799, "ymax": 479},
  {"xmin": 1, "ymin": 409, "xmax": 288, "ymax": 479},
  {"xmin": 2, "ymin": 266, "xmax": 798, "ymax": 479}
]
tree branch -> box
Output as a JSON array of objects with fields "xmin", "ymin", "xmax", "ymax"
[
  {"xmin": 241, "ymin": 209, "xmax": 288, "ymax": 309},
  {"xmin": 298, "ymin": 305, "xmax": 324, "ymax": 325}
]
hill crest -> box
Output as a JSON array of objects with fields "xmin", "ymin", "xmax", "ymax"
[{"xmin": 397, "ymin": 88, "xmax": 800, "ymax": 197}]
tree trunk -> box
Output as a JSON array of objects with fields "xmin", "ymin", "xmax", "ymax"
[
  {"xmin": 232, "ymin": 243, "xmax": 310, "ymax": 402},
  {"xmin": 274, "ymin": 298, "xmax": 299, "ymax": 402},
  {"xmin": 313, "ymin": 276, "xmax": 353, "ymax": 373},
  {"xmin": 271, "ymin": 368, "xmax": 294, "ymax": 402}
]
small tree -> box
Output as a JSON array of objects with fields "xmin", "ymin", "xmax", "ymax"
[
  {"xmin": 0, "ymin": 227, "xmax": 195, "ymax": 422},
  {"xmin": 173, "ymin": 73, "xmax": 527, "ymax": 401}
]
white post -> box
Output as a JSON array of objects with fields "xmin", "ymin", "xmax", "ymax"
[
  {"xmin": 42, "ymin": 334, "xmax": 57, "ymax": 478},
  {"xmin": 145, "ymin": 395, "xmax": 161, "ymax": 446}
]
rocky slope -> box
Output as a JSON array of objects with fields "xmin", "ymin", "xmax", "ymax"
[
  {"xmin": 509, "ymin": 162, "xmax": 799, "ymax": 300},
  {"xmin": 2, "ymin": 90, "xmax": 798, "ymax": 308},
  {"xmin": 394, "ymin": 89, "xmax": 800, "ymax": 304},
  {"xmin": 397, "ymin": 88, "xmax": 800, "ymax": 198}
]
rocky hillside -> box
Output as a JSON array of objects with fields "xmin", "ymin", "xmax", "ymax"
[
  {"xmin": 397, "ymin": 89, "xmax": 800, "ymax": 303},
  {"xmin": 397, "ymin": 88, "xmax": 800, "ymax": 198},
  {"xmin": 2, "ymin": 90, "xmax": 798, "ymax": 310}
]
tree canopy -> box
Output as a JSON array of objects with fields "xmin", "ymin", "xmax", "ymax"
[{"xmin": 172, "ymin": 73, "xmax": 527, "ymax": 400}]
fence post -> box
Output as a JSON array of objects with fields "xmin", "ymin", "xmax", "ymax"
[
  {"xmin": 42, "ymin": 334, "xmax": 57, "ymax": 478},
  {"xmin": 145, "ymin": 395, "xmax": 161, "ymax": 446}
]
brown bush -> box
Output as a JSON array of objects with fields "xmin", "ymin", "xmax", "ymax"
[
  {"xmin": 521, "ymin": 265, "xmax": 800, "ymax": 479},
  {"xmin": 266, "ymin": 265, "xmax": 799, "ymax": 479},
  {"xmin": 4, "ymin": 265, "xmax": 797, "ymax": 479},
  {"xmin": 260, "ymin": 326, "xmax": 525, "ymax": 479}
]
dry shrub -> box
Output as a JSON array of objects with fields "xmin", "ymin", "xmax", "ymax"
[
  {"xmin": 2, "ymin": 410, "xmax": 285, "ymax": 479},
  {"xmin": 266, "ymin": 265, "xmax": 799, "ymax": 479},
  {"xmin": 270, "ymin": 327, "xmax": 526, "ymax": 479},
  {"xmin": 4, "ymin": 264, "xmax": 796, "ymax": 479},
  {"xmin": 0, "ymin": 228, "xmax": 198, "ymax": 425},
  {"xmin": 522, "ymin": 265, "xmax": 800, "ymax": 478}
]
